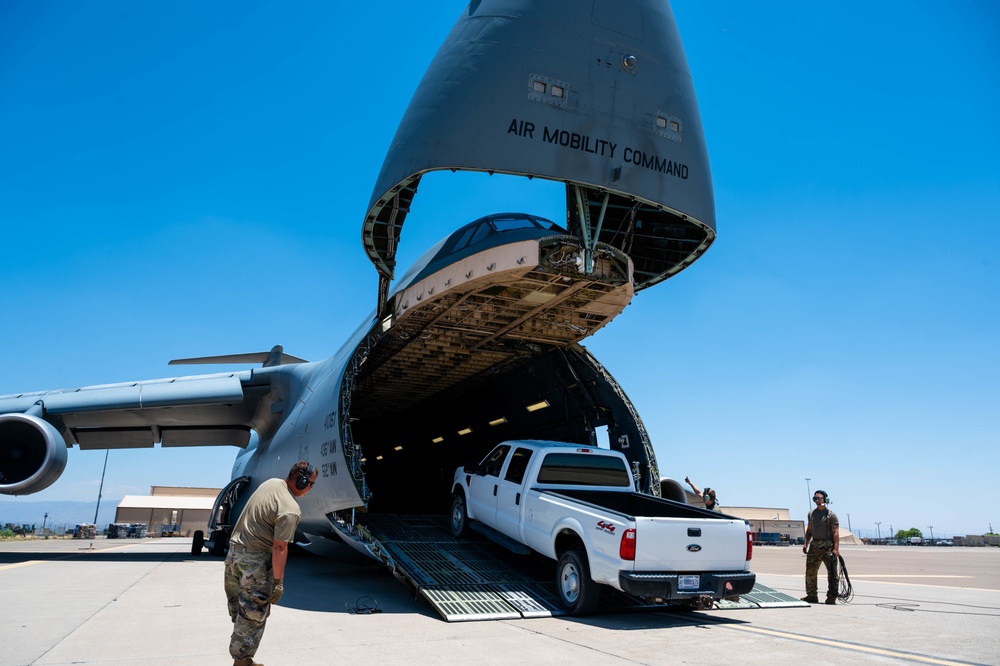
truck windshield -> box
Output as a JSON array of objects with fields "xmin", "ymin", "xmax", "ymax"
[{"xmin": 536, "ymin": 453, "xmax": 631, "ymax": 487}]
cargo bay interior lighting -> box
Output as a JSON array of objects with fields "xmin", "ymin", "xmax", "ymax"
[
  {"xmin": 526, "ymin": 400, "xmax": 550, "ymax": 412},
  {"xmin": 457, "ymin": 428, "xmax": 473, "ymax": 436},
  {"xmin": 488, "ymin": 417, "xmax": 508, "ymax": 426}
]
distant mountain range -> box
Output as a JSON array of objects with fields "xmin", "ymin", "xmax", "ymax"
[{"xmin": 0, "ymin": 499, "xmax": 120, "ymax": 531}]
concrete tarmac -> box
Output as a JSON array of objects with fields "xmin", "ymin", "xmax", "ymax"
[{"xmin": 2, "ymin": 539, "xmax": 998, "ymax": 665}]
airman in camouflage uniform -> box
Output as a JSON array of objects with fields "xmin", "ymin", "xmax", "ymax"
[
  {"xmin": 224, "ymin": 461, "xmax": 317, "ymax": 666},
  {"xmin": 225, "ymin": 550, "xmax": 274, "ymax": 660},
  {"xmin": 802, "ymin": 489, "xmax": 840, "ymax": 604}
]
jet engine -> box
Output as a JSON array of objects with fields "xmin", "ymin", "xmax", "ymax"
[
  {"xmin": 659, "ymin": 477, "xmax": 689, "ymax": 504},
  {"xmin": 0, "ymin": 413, "xmax": 68, "ymax": 495}
]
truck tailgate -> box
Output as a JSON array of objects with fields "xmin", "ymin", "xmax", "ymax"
[{"xmin": 630, "ymin": 517, "xmax": 748, "ymax": 571}]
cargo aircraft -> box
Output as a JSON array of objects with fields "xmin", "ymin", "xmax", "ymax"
[{"xmin": 0, "ymin": 0, "xmax": 716, "ymax": 560}]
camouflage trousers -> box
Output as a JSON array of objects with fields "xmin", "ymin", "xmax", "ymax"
[
  {"xmin": 805, "ymin": 538, "xmax": 839, "ymax": 600},
  {"xmin": 224, "ymin": 549, "xmax": 274, "ymax": 660}
]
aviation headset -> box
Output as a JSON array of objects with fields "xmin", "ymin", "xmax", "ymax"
[
  {"xmin": 814, "ymin": 490, "xmax": 830, "ymax": 504},
  {"xmin": 294, "ymin": 464, "xmax": 316, "ymax": 491}
]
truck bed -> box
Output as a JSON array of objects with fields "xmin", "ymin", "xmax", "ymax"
[{"xmin": 541, "ymin": 488, "xmax": 733, "ymax": 521}]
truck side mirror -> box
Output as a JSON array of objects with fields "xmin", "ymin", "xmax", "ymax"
[{"xmin": 463, "ymin": 462, "xmax": 479, "ymax": 475}]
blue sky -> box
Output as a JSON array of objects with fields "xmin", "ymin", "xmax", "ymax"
[{"xmin": 1, "ymin": 2, "xmax": 997, "ymax": 539}]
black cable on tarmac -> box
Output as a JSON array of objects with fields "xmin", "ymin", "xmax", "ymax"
[{"xmin": 837, "ymin": 553, "xmax": 854, "ymax": 603}]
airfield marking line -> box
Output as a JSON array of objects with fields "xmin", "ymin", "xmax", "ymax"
[
  {"xmin": 722, "ymin": 624, "xmax": 973, "ymax": 665},
  {"xmin": 843, "ymin": 580, "xmax": 1000, "ymax": 593},
  {"xmin": 849, "ymin": 575, "xmax": 971, "ymax": 578},
  {"xmin": 88, "ymin": 542, "xmax": 157, "ymax": 554},
  {"xmin": 758, "ymin": 573, "xmax": 969, "ymax": 579},
  {"xmin": 0, "ymin": 560, "xmax": 43, "ymax": 571},
  {"xmin": 0, "ymin": 541, "xmax": 176, "ymax": 570},
  {"xmin": 757, "ymin": 573, "xmax": 1000, "ymax": 593}
]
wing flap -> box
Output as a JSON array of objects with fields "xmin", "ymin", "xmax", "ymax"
[
  {"xmin": 75, "ymin": 429, "xmax": 155, "ymax": 450},
  {"xmin": 72, "ymin": 425, "xmax": 252, "ymax": 450}
]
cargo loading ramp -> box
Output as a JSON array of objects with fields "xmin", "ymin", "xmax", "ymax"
[
  {"xmin": 359, "ymin": 514, "xmax": 806, "ymax": 622},
  {"xmin": 361, "ymin": 514, "xmax": 565, "ymax": 621}
]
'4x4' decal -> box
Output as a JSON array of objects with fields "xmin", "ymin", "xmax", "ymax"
[{"xmin": 596, "ymin": 520, "xmax": 617, "ymax": 534}]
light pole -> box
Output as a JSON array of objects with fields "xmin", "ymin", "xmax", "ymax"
[
  {"xmin": 805, "ymin": 478, "xmax": 812, "ymax": 514},
  {"xmin": 875, "ymin": 521, "xmax": 881, "ymax": 543},
  {"xmin": 928, "ymin": 525, "xmax": 934, "ymax": 542},
  {"xmin": 847, "ymin": 513, "xmax": 853, "ymax": 534}
]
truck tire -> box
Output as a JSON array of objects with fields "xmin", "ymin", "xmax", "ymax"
[
  {"xmin": 450, "ymin": 492, "xmax": 470, "ymax": 537},
  {"xmin": 556, "ymin": 548, "xmax": 601, "ymax": 615},
  {"xmin": 191, "ymin": 530, "xmax": 205, "ymax": 555}
]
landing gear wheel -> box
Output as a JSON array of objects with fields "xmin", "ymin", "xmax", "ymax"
[
  {"xmin": 556, "ymin": 548, "xmax": 601, "ymax": 615},
  {"xmin": 450, "ymin": 492, "xmax": 470, "ymax": 537},
  {"xmin": 209, "ymin": 529, "xmax": 228, "ymax": 557},
  {"xmin": 191, "ymin": 530, "xmax": 205, "ymax": 555}
]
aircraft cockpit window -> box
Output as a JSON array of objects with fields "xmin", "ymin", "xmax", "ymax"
[
  {"xmin": 491, "ymin": 215, "xmax": 544, "ymax": 232},
  {"xmin": 448, "ymin": 225, "xmax": 478, "ymax": 253},
  {"xmin": 466, "ymin": 223, "xmax": 492, "ymax": 247}
]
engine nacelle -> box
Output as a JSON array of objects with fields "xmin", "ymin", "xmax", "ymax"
[
  {"xmin": 659, "ymin": 477, "xmax": 689, "ymax": 504},
  {"xmin": 0, "ymin": 413, "xmax": 69, "ymax": 495}
]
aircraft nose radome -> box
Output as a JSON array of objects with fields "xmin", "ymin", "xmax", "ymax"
[{"xmin": 363, "ymin": 0, "xmax": 715, "ymax": 292}]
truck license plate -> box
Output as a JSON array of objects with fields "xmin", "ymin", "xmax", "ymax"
[{"xmin": 678, "ymin": 575, "xmax": 700, "ymax": 590}]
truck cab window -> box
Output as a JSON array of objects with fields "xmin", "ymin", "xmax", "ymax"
[
  {"xmin": 503, "ymin": 447, "xmax": 533, "ymax": 484},
  {"xmin": 537, "ymin": 452, "xmax": 631, "ymax": 486},
  {"xmin": 480, "ymin": 444, "xmax": 511, "ymax": 477}
]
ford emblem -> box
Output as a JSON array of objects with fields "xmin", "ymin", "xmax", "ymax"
[{"xmin": 686, "ymin": 544, "xmax": 702, "ymax": 552}]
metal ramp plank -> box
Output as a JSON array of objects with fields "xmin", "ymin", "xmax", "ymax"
[
  {"xmin": 420, "ymin": 585, "xmax": 523, "ymax": 622},
  {"xmin": 730, "ymin": 583, "xmax": 810, "ymax": 608},
  {"xmin": 379, "ymin": 540, "xmax": 536, "ymax": 586},
  {"xmin": 491, "ymin": 582, "xmax": 565, "ymax": 618}
]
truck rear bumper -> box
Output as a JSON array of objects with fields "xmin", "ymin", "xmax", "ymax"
[{"xmin": 618, "ymin": 570, "xmax": 756, "ymax": 601}]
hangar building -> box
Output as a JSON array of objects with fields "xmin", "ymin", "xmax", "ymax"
[{"xmin": 114, "ymin": 486, "xmax": 219, "ymax": 537}]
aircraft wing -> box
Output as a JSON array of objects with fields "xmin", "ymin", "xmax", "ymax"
[{"xmin": 0, "ymin": 369, "xmax": 284, "ymax": 495}]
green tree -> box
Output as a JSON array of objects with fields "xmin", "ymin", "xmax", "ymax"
[{"xmin": 894, "ymin": 528, "xmax": 923, "ymax": 540}]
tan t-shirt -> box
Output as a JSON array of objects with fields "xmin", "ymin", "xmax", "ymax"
[
  {"xmin": 808, "ymin": 508, "xmax": 839, "ymax": 540},
  {"xmin": 230, "ymin": 478, "xmax": 302, "ymax": 551}
]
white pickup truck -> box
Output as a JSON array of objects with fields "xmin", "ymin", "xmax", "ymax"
[{"xmin": 450, "ymin": 440, "xmax": 755, "ymax": 614}]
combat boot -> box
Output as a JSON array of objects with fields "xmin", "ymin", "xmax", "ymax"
[
  {"xmin": 825, "ymin": 597, "xmax": 837, "ymax": 605},
  {"xmin": 800, "ymin": 595, "xmax": 819, "ymax": 603},
  {"xmin": 233, "ymin": 658, "xmax": 264, "ymax": 666}
]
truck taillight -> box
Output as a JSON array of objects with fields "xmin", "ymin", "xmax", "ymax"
[
  {"xmin": 746, "ymin": 529, "xmax": 753, "ymax": 561},
  {"xmin": 620, "ymin": 528, "xmax": 636, "ymax": 561}
]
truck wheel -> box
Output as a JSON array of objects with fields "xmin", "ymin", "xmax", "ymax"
[
  {"xmin": 556, "ymin": 548, "xmax": 601, "ymax": 615},
  {"xmin": 450, "ymin": 492, "xmax": 470, "ymax": 537},
  {"xmin": 191, "ymin": 530, "xmax": 205, "ymax": 555}
]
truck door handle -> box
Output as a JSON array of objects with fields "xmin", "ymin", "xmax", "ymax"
[
  {"xmin": 493, "ymin": 484, "xmax": 497, "ymax": 496},
  {"xmin": 516, "ymin": 492, "xmax": 521, "ymax": 505}
]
